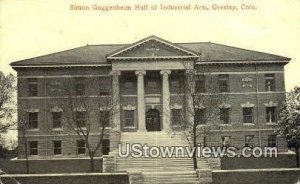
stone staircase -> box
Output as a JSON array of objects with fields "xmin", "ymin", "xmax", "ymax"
[{"xmin": 114, "ymin": 131, "xmax": 211, "ymax": 184}]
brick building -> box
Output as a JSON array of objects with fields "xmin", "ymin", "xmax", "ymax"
[{"xmin": 11, "ymin": 35, "xmax": 290, "ymax": 159}]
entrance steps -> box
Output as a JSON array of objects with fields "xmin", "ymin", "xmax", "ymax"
[
  {"xmin": 114, "ymin": 131, "xmax": 211, "ymax": 184},
  {"xmin": 117, "ymin": 157, "xmax": 194, "ymax": 172}
]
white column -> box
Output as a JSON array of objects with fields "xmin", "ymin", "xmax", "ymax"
[
  {"xmin": 160, "ymin": 70, "xmax": 171, "ymax": 131},
  {"xmin": 110, "ymin": 70, "xmax": 121, "ymax": 131},
  {"xmin": 135, "ymin": 70, "xmax": 146, "ymax": 132},
  {"xmin": 185, "ymin": 70, "xmax": 194, "ymax": 126}
]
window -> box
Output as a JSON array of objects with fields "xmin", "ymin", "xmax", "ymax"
[
  {"xmin": 29, "ymin": 141, "xmax": 38, "ymax": 155},
  {"xmin": 52, "ymin": 112, "xmax": 62, "ymax": 129},
  {"xmin": 124, "ymin": 81, "xmax": 135, "ymax": 89},
  {"xmin": 77, "ymin": 140, "xmax": 86, "ymax": 154},
  {"xmin": 221, "ymin": 136, "xmax": 231, "ymax": 148},
  {"xmin": 124, "ymin": 110, "xmax": 134, "ymax": 127},
  {"xmin": 245, "ymin": 135, "xmax": 255, "ymax": 148},
  {"xmin": 75, "ymin": 111, "xmax": 86, "ymax": 128},
  {"xmin": 170, "ymin": 79, "xmax": 182, "ymax": 94},
  {"xmin": 218, "ymin": 74, "xmax": 229, "ymax": 92},
  {"xmin": 266, "ymin": 107, "xmax": 277, "ymax": 123},
  {"xmin": 147, "ymin": 81, "xmax": 158, "ymax": 88},
  {"xmin": 243, "ymin": 107, "xmax": 253, "ymax": 124},
  {"xmin": 268, "ymin": 135, "xmax": 277, "ymax": 148},
  {"xmin": 102, "ymin": 139, "xmax": 110, "ymax": 155},
  {"xmin": 99, "ymin": 110, "xmax": 110, "ymax": 128},
  {"xmin": 220, "ymin": 108, "xmax": 230, "ymax": 124},
  {"xmin": 195, "ymin": 108, "xmax": 206, "ymax": 125},
  {"xmin": 99, "ymin": 78, "xmax": 110, "ymax": 95},
  {"xmin": 75, "ymin": 78, "xmax": 85, "ymax": 95},
  {"xmin": 195, "ymin": 75, "xmax": 205, "ymax": 93},
  {"xmin": 28, "ymin": 78, "xmax": 38, "ymax": 96},
  {"xmin": 171, "ymin": 109, "xmax": 183, "ymax": 126},
  {"xmin": 53, "ymin": 140, "xmax": 62, "ymax": 155},
  {"xmin": 28, "ymin": 112, "xmax": 38, "ymax": 129},
  {"xmin": 265, "ymin": 74, "xmax": 275, "ymax": 91}
]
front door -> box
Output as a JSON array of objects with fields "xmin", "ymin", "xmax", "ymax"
[{"xmin": 146, "ymin": 109, "xmax": 161, "ymax": 131}]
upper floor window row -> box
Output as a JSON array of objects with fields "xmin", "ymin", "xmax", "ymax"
[
  {"xmin": 28, "ymin": 77, "xmax": 112, "ymax": 97},
  {"xmin": 193, "ymin": 73, "xmax": 277, "ymax": 93},
  {"xmin": 265, "ymin": 74, "xmax": 275, "ymax": 91},
  {"xmin": 28, "ymin": 78, "xmax": 38, "ymax": 96}
]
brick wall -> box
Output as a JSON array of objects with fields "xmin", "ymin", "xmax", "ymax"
[
  {"xmin": 0, "ymin": 173, "xmax": 128, "ymax": 184},
  {"xmin": 212, "ymin": 168, "xmax": 300, "ymax": 184}
]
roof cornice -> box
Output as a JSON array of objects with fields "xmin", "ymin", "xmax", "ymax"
[
  {"xmin": 11, "ymin": 63, "xmax": 111, "ymax": 68},
  {"xmin": 196, "ymin": 60, "xmax": 290, "ymax": 65}
]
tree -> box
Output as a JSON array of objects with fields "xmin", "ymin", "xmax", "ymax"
[
  {"xmin": 180, "ymin": 67, "xmax": 224, "ymax": 169},
  {"xmin": 18, "ymin": 115, "xmax": 30, "ymax": 174},
  {"xmin": 50, "ymin": 77, "xmax": 120, "ymax": 172},
  {"xmin": 0, "ymin": 71, "xmax": 16, "ymax": 134},
  {"xmin": 276, "ymin": 86, "xmax": 300, "ymax": 167}
]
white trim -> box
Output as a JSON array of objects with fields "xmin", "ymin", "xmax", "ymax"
[
  {"xmin": 194, "ymin": 91, "xmax": 286, "ymax": 95},
  {"xmin": 243, "ymin": 123, "xmax": 256, "ymax": 126},
  {"xmin": 195, "ymin": 71, "xmax": 284, "ymax": 75},
  {"xmin": 52, "ymin": 128, "xmax": 63, "ymax": 131},
  {"xmin": 12, "ymin": 64, "xmax": 111, "ymax": 68},
  {"xmin": 18, "ymin": 91, "xmax": 286, "ymax": 100},
  {"xmin": 123, "ymin": 126, "xmax": 136, "ymax": 129},
  {"xmin": 196, "ymin": 61, "xmax": 289, "ymax": 65},
  {"xmin": 26, "ymin": 128, "xmax": 40, "ymax": 132},
  {"xmin": 209, "ymin": 128, "xmax": 274, "ymax": 133},
  {"xmin": 19, "ymin": 95, "xmax": 111, "ymax": 100},
  {"xmin": 19, "ymin": 132, "xmax": 109, "ymax": 137},
  {"xmin": 26, "ymin": 108, "xmax": 39, "ymax": 112},
  {"xmin": 108, "ymin": 56, "xmax": 198, "ymax": 60},
  {"xmin": 219, "ymin": 103, "xmax": 231, "ymax": 108},
  {"xmin": 107, "ymin": 36, "xmax": 199, "ymax": 58},
  {"xmin": 50, "ymin": 106, "xmax": 63, "ymax": 112},
  {"xmin": 241, "ymin": 102, "xmax": 255, "ymax": 108},
  {"xmin": 219, "ymin": 124, "xmax": 232, "ymax": 127},
  {"xmin": 122, "ymin": 104, "xmax": 136, "ymax": 110},
  {"xmin": 99, "ymin": 107, "xmax": 111, "ymax": 111},
  {"xmin": 18, "ymin": 74, "xmax": 111, "ymax": 79},
  {"xmin": 264, "ymin": 101, "xmax": 278, "ymax": 107},
  {"xmin": 170, "ymin": 104, "xmax": 183, "ymax": 109}
]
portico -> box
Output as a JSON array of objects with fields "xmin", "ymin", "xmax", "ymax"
[
  {"xmin": 111, "ymin": 69, "xmax": 176, "ymax": 132},
  {"xmin": 107, "ymin": 36, "xmax": 199, "ymax": 132}
]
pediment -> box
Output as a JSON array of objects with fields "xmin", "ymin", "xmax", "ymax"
[{"xmin": 107, "ymin": 35, "xmax": 199, "ymax": 60}]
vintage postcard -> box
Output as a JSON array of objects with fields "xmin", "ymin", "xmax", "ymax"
[{"xmin": 0, "ymin": 0, "xmax": 300, "ymax": 183}]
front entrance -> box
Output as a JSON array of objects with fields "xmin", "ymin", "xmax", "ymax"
[{"xmin": 146, "ymin": 109, "xmax": 161, "ymax": 131}]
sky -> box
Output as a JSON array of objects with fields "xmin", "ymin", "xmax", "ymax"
[{"xmin": 0, "ymin": 0, "xmax": 300, "ymax": 143}]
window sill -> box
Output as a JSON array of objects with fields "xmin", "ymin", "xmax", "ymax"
[
  {"xmin": 170, "ymin": 93, "xmax": 184, "ymax": 96},
  {"xmin": 53, "ymin": 154, "xmax": 63, "ymax": 157},
  {"xmin": 266, "ymin": 122, "xmax": 276, "ymax": 125},
  {"xmin": 197, "ymin": 124, "xmax": 208, "ymax": 128},
  {"xmin": 124, "ymin": 126, "xmax": 136, "ymax": 129},
  {"xmin": 52, "ymin": 128, "xmax": 63, "ymax": 131},
  {"xmin": 219, "ymin": 124, "xmax": 232, "ymax": 126},
  {"xmin": 26, "ymin": 128, "xmax": 39, "ymax": 131},
  {"xmin": 75, "ymin": 127, "xmax": 87, "ymax": 131},
  {"xmin": 243, "ymin": 123, "xmax": 255, "ymax": 126},
  {"xmin": 99, "ymin": 127, "xmax": 112, "ymax": 130},
  {"xmin": 172, "ymin": 125, "xmax": 183, "ymax": 128}
]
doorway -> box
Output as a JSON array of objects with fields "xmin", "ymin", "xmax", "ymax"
[{"xmin": 146, "ymin": 109, "xmax": 161, "ymax": 131}]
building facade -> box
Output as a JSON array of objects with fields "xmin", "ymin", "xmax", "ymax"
[{"xmin": 11, "ymin": 36, "xmax": 290, "ymax": 158}]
